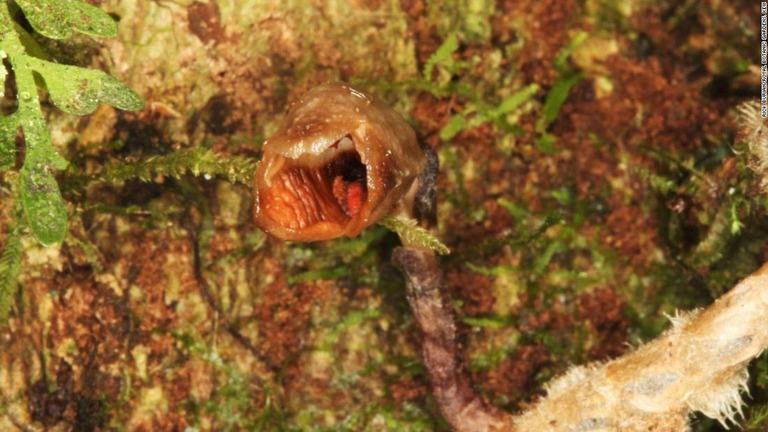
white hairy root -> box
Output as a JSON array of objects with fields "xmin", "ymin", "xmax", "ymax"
[{"xmin": 513, "ymin": 263, "xmax": 768, "ymax": 431}]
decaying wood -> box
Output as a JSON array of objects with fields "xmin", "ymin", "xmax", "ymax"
[{"xmin": 394, "ymin": 247, "xmax": 768, "ymax": 432}]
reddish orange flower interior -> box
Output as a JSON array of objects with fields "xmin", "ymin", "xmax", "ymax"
[{"xmin": 253, "ymin": 83, "xmax": 426, "ymax": 242}]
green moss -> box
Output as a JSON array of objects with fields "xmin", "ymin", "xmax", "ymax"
[
  {"xmin": 535, "ymin": 32, "xmax": 589, "ymax": 153},
  {"xmin": 379, "ymin": 217, "xmax": 450, "ymax": 255},
  {"xmin": 95, "ymin": 147, "xmax": 258, "ymax": 186}
]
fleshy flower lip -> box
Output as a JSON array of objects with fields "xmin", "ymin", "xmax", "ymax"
[{"xmin": 253, "ymin": 83, "xmax": 427, "ymax": 241}]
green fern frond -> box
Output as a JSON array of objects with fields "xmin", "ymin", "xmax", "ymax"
[
  {"xmin": 0, "ymin": 212, "xmax": 24, "ymax": 320},
  {"xmin": 0, "ymin": 0, "xmax": 144, "ymax": 246},
  {"xmin": 14, "ymin": 0, "xmax": 118, "ymax": 39},
  {"xmin": 379, "ymin": 217, "xmax": 450, "ymax": 255},
  {"xmin": 99, "ymin": 148, "xmax": 258, "ymax": 185}
]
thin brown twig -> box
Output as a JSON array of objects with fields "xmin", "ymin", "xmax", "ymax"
[
  {"xmin": 392, "ymin": 247, "xmax": 515, "ymax": 432},
  {"xmin": 189, "ymin": 230, "xmax": 279, "ymax": 373}
]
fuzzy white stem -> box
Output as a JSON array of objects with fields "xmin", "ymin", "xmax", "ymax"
[{"xmin": 514, "ymin": 263, "xmax": 768, "ymax": 431}]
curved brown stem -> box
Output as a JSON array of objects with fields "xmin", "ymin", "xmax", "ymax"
[{"xmin": 392, "ymin": 247, "xmax": 515, "ymax": 432}]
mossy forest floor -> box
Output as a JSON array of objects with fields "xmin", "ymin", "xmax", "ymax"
[{"xmin": 0, "ymin": 0, "xmax": 761, "ymax": 430}]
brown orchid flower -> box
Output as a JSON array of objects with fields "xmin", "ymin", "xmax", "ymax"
[{"xmin": 253, "ymin": 83, "xmax": 429, "ymax": 241}]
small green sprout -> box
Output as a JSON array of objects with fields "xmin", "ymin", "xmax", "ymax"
[{"xmin": 379, "ymin": 217, "xmax": 450, "ymax": 255}]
